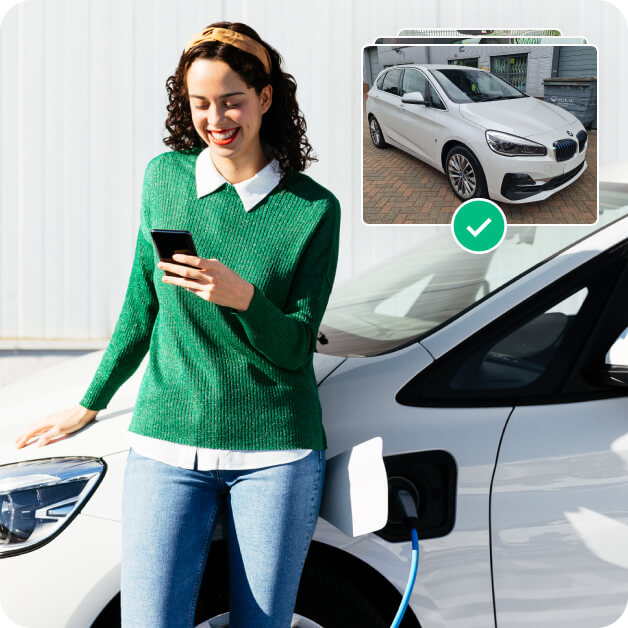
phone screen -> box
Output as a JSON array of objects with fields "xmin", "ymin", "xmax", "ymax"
[{"xmin": 150, "ymin": 229, "xmax": 198, "ymax": 276}]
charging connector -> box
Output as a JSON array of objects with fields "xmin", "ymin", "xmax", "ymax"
[{"xmin": 395, "ymin": 488, "xmax": 420, "ymax": 530}]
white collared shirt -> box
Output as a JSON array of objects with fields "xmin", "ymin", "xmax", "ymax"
[
  {"xmin": 195, "ymin": 146, "xmax": 283, "ymax": 211},
  {"xmin": 127, "ymin": 147, "xmax": 313, "ymax": 470}
]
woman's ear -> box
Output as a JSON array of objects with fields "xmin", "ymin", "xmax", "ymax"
[{"xmin": 260, "ymin": 84, "xmax": 273, "ymax": 114}]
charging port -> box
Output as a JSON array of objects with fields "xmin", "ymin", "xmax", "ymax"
[{"xmin": 377, "ymin": 450, "xmax": 457, "ymax": 542}]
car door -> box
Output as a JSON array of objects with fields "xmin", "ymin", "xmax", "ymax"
[
  {"xmin": 392, "ymin": 68, "xmax": 436, "ymax": 164},
  {"xmin": 483, "ymin": 241, "xmax": 628, "ymax": 628},
  {"xmin": 371, "ymin": 67, "xmax": 403, "ymax": 141},
  {"xmin": 424, "ymin": 79, "xmax": 450, "ymax": 170},
  {"xmin": 366, "ymin": 69, "xmax": 387, "ymax": 125}
]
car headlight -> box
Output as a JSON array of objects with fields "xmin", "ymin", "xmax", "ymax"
[
  {"xmin": 0, "ymin": 457, "xmax": 104, "ymax": 557},
  {"xmin": 485, "ymin": 130, "xmax": 547, "ymax": 157}
]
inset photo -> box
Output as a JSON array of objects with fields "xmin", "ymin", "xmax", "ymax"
[
  {"xmin": 362, "ymin": 45, "xmax": 598, "ymax": 225},
  {"xmin": 394, "ymin": 28, "xmax": 563, "ymax": 40},
  {"xmin": 376, "ymin": 28, "xmax": 578, "ymax": 44}
]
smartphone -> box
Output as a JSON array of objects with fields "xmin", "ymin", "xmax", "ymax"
[{"xmin": 150, "ymin": 229, "xmax": 198, "ymax": 277}]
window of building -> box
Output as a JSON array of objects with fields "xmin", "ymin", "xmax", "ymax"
[
  {"xmin": 491, "ymin": 53, "xmax": 528, "ymax": 91},
  {"xmin": 448, "ymin": 58, "xmax": 479, "ymax": 68}
]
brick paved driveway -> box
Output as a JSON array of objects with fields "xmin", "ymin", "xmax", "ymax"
[{"xmin": 362, "ymin": 113, "xmax": 597, "ymax": 225}]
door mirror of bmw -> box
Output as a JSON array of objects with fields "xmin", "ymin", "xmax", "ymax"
[
  {"xmin": 587, "ymin": 365, "xmax": 628, "ymax": 387},
  {"xmin": 606, "ymin": 327, "xmax": 628, "ymax": 367},
  {"xmin": 585, "ymin": 327, "xmax": 628, "ymax": 388},
  {"xmin": 401, "ymin": 91, "xmax": 426, "ymax": 105}
]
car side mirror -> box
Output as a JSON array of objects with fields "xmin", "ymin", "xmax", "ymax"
[
  {"xmin": 401, "ymin": 91, "xmax": 426, "ymax": 105},
  {"xmin": 586, "ymin": 366, "xmax": 628, "ymax": 388},
  {"xmin": 586, "ymin": 327, "xmax": 628, "ymax": 388},
  {"xmin": 606, "ymin": 367, "xmax": 628, "ymax": 386}
]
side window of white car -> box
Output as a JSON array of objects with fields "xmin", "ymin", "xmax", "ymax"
[
  {"xmin": 376, "ymin": 71, "xmax": 386, "ymax": 90},
  {"xmin": 448, "ymin": 287, "xmax": 588, "ymax": 392},
  {"xmin": 382, "ymin": 68, "xmax": 402, "ymax": 96},
  {"xmin": 400, "ymin": 69, "xmax": 427, "ymax": 98},
  {"xmin": 397, "ymin": 247, "xmax": 628, "ymax": 407},
  {"xmin": 425, "ymin": 82, "xmax": 446, "ymax": 110},
  {"xmin": 397, "ymin": 282, "xmax": 598, "ymax": 407}
]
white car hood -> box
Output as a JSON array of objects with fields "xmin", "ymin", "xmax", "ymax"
[
  {"xmin": 459, "ymin": 97, "xmax": 578, "ymax": 137},
  {"xmin": 0, "ymin": 350, "xmax": 345, "ymax": 465}
]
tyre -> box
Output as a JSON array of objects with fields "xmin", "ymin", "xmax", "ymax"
[
  {"xmin": 445, "ymin": 145, "xmax": 488, "ymax": 201},
  {"xmin": 369, "ymin": 115, "xmax": 388, "ymax": 149},
  {"xmin": 195, "ymin": 549, "xmax": 390, "ymax": 628},
  {"xmin": 294, "ymin": 554, "xmax": 390, "ymax": 628}
]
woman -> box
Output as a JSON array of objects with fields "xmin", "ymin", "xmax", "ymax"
[{"xmin": 14, "ymin": 21, "xmax": 341, "ymax": 628}]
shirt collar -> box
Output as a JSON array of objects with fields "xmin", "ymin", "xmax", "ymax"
[{"xmin": 195, "ymin": 147, "xmax": 281, "ymax": 211}]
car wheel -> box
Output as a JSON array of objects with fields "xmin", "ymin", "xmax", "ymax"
[
  {"xmin": 195, "ymin": 553, "xmax": 390, "ymax": 628},
  {"xmin": 195, "ymin": 611, "xmax": 323, "ymax": 627},
  {"xmin": 445, "ymin": 145, "xmax": 488, "ymax": 201},
  {"xmin": 369, "ymin": 115, "xmax": 388, "ymax": 149}
]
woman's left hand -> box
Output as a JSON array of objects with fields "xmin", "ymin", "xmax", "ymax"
[{"xmin": 157, "ymin": 254, "xmax": 254, "ymax": 312}]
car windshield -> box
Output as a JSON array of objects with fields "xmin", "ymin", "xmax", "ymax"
[
  {"xmin": 429, "ymin": 67, "xmax": 527, "ymax": 103},
  {"xmin": 318, "ymin": 184, "xmax": 628, "ymax": 358}
]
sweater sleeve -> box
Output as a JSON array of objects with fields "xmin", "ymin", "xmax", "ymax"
[
  {"xmin": 79, "ymin": 161, "xmax": 160, "ymax": 411},
  {"xmin": 229, "ymin": 195, "xmax": 341, "ymax": 372}
]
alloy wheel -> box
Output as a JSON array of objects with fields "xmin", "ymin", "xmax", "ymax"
[
  {"xmin": 370, "ymin": 118, "xmax": 382, "ymax": 145},
  {"xmin": 196, "ymin": 612, "xmax": 325, "ymax": 627},
  {"xmin": 448, "ymin": 153, "xmax": 477, "ymax": 199}
]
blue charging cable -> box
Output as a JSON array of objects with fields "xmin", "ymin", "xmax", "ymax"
[{"xmin": 390, "ymin": 489, "xmax": 420, "ymax": 628}]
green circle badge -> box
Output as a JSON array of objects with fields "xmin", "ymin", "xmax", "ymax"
[{"xmin": 451, "ymin": 199, "xmax": 507, "ymax": 254}]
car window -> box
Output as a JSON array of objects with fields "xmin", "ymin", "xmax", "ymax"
[
  {"xmin": 474, "ymin": 72, "xmax": 507, "ymax": 97},
  {"xmin": 430, "ymin": 67, "xmax": 527, "ymax": 103},
  {"xmin": 382, "ymin": 68, "xmax": 402, "ymax": 96},
  {"xmin": 448, "ymin": 287, "xmax": 588, "ymax": 392},
  {"xmin": 425, "ymin": 82, "xmax": 446, "ymax": 110},
  {"xmin": 376, "ymin": 71, "xmax": 387, "ymax": 90},
  {"xmin": 400, "ymin": 69, "xmax": 427, "ymax": 98},
  {"xmin": 396, "ymin": 244, "xmax": 628, "ymax": 405}
]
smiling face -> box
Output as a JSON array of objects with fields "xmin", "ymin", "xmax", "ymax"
[{"xmin": 186, "ymin": 58, "xmax": 272, "ymax": 176}]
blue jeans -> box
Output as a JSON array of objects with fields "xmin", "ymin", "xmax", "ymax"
[{"xmin": 120, "ymin": 447, "xmax": 326, "ymax": 628}]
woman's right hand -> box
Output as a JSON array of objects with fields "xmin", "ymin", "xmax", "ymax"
[{"xmin": 13, "ymin": 405, "xmax": 99, "ymax": 449}]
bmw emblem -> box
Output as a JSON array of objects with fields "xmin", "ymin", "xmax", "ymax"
[{"xmin": 567, "ymin": 131, "xmax": 574, "ymax": 136}]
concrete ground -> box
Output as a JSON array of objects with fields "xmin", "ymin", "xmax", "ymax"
[{"xmin": 362, "ymin": 110, "xmax": 598, "ymax": 225}]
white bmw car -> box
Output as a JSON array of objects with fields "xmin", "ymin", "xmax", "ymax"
[
  {"xmin": 365, "ymin": 63, "xmax": 589, "ymax": 204},
  {"xmin": 0, "ymin": 184, "xmax": 626, "ymax": 628}
]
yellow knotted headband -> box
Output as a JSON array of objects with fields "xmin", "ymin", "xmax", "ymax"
[{"xmin": 184, "ymin": 26, "xmax": 272, "ymax": 75}]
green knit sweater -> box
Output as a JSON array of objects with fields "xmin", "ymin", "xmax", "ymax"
[{"xmin": 79, "ymin": 149, "xmax": 341, "ymax": 450}]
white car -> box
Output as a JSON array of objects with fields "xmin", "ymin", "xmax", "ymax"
[
  {"xmin": 0, "ymin": 185, "xmax": 626, "ymax": 628},
  {"xmin": 365, "ymin": 63, "xmax": 589, "ymax": 203}
]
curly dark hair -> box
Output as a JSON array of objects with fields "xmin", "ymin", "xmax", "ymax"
[{"xmin": 163, "ymin": 21, "xmax": 317, "ymax": 179}]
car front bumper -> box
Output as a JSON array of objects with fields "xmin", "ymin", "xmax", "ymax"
[
  {"xmin": 0, "ymin": 513, "xmax": 121, "ymax": 628},
  {"xmin": 500, "ymin": 160, "xmax": 587, "ymax": 201},
  {"xmin": 476, "ymin": 135, "xmax": 589, "ymax": 204}
]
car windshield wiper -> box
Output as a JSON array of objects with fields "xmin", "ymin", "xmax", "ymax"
[{"xmin": 473, "ymin": 95, "xmax": 527, "ymax": 102}]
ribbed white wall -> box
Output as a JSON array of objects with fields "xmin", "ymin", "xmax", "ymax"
[{"xmin": 0, "ymin": 0, "xmax": 626, "ymax": 347}]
